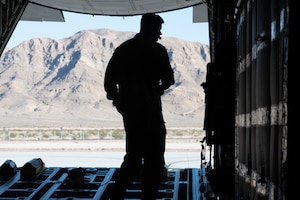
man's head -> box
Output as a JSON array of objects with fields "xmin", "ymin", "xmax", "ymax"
[{"xmin": 140, "ymin": 13, "xmax": 164, "ymax": 40}]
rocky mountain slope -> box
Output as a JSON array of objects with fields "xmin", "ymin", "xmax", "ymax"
[{"xmin": 0, "ymin": 29, "xmax": 210, "ymax": 128}]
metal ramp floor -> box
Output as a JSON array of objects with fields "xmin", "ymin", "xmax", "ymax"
[{"xmin": 0, "ymin": 166, "xmax": 211, "ymax": 200}]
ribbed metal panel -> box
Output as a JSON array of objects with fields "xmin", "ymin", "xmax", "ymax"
[{"xmin": 235, "ymin": 0, "xmax": 288, "ymax": 199}]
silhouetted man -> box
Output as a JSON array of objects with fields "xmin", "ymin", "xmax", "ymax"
[{"xmin": 104, "ymin": 13, "xmax": 174, "ymax": 199}]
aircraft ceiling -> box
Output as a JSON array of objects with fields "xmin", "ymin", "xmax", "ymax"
[{"xmin": 26, "ymin": 0, "xmax": 205, "ymax": 19}]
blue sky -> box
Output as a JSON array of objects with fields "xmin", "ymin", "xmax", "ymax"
[{"xmin": 7, "ymin": 7, "xmax": 209, "ymax": 48}]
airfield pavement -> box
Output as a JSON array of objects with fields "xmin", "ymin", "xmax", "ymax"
[
  {"xmin": 0, "ymin": 140, "xmax": 209, "ymax": 168},
  {"xmin": 0, "ymin": 139, "xmax": 203, "ymax": 152}
]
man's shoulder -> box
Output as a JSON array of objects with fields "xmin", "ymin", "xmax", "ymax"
[
  {"xmin": 116, "ymin": 38, "xmax": 137, "ymax": 51},
  {"xmin": 118, "ymin": 38, "xmax": 134, "ymax": 47},
  {"xmin": 155, "ymin": 42, "xmax": 166, "ymax": 48},
  {"xmin": 116, "ymin": 37, "xmax": 167, "ymax": 53},
  {"xmin": 154, "ymin": 42, "xmax": 168, "ymax": 53}
]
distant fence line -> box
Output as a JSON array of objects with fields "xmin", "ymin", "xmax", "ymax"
[{"xmin": 0, "ymin": 127, "xmax": 205, "ymax": 141}]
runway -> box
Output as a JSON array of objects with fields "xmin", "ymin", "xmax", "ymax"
[
  {"xmin": 0, "ymin": 151, "xmax": 206, "ymax": 169},
  {"xmin": 0, "ymin": 140, "xmax": 212, "ymax": 169}
]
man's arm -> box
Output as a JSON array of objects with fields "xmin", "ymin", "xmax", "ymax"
[
  {"xmin": 104, "ymin": 53, "xmax": 119, "ymax": 101},
  {"xmin": 161, "ymin": 48, "xmax": 175, "ymax": 90}
]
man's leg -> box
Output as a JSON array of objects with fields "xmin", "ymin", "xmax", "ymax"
[
  {"xmin": 141, "ymin": 153, "xmax": 165, "ymax": 200},
  {"xmin": 141, "ymin": 112, "xmax": 167, "ymax": 199},
  {"xmin": 110, "ymin": 153, "xmax": 142, "ymax": 200}
]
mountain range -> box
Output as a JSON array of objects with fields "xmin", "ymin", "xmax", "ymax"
[{"xmin": 0, "ymin": 29, "xmax": 210, "ymax": 128}]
